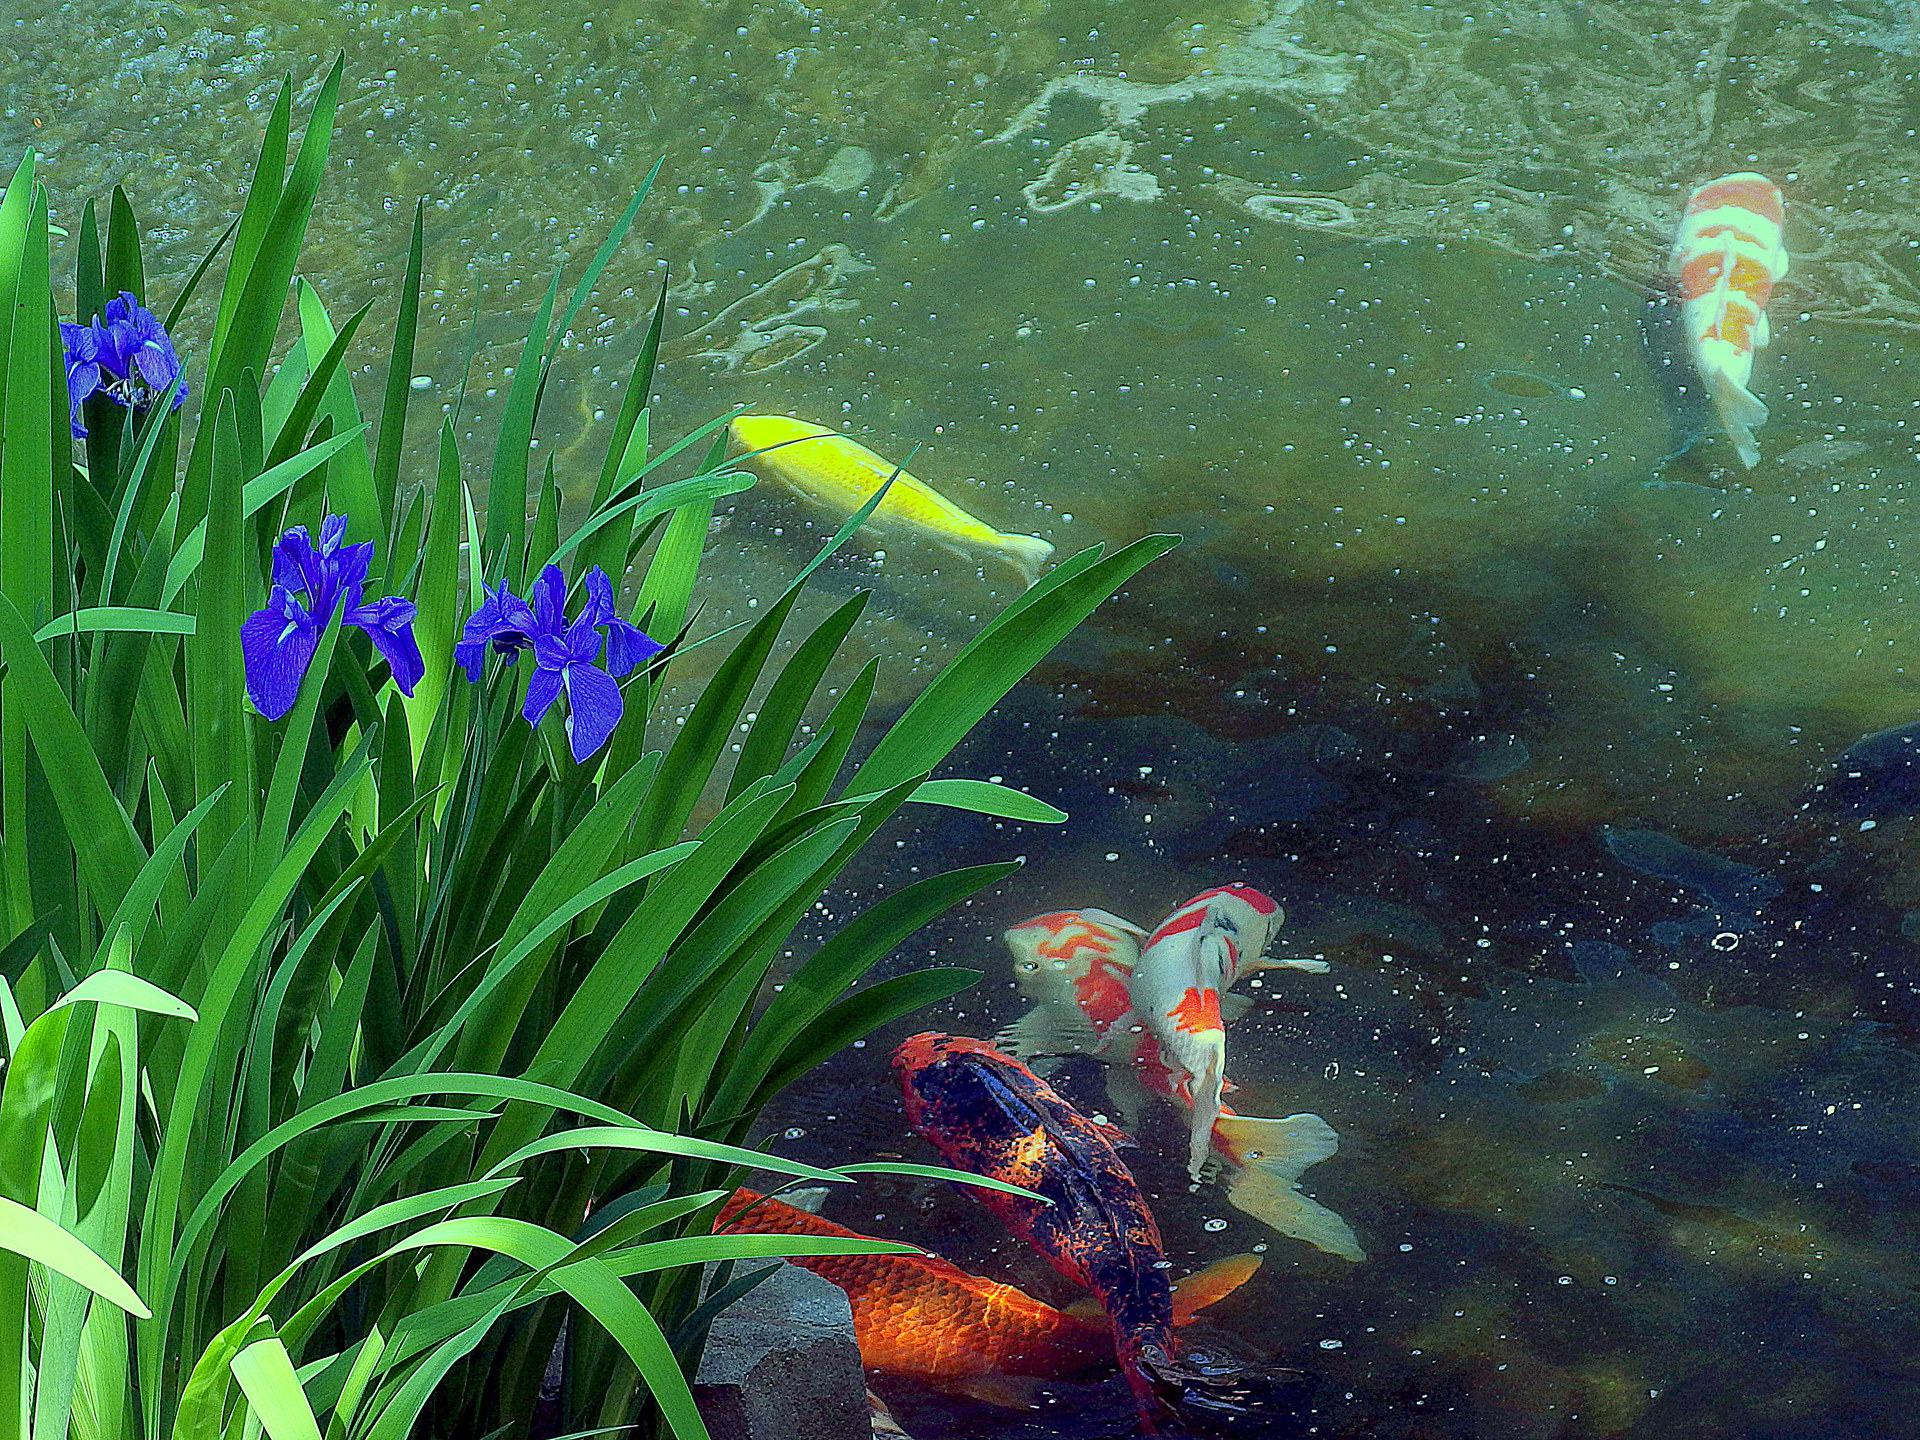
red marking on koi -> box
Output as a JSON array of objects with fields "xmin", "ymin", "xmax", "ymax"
[
  {"xmin": 1073, "ymin": 960, "xmax": 1133, "ymax": 1027},
  {"xmin": 1146, "ymin": 908, "xmax": 1207, "ymax": 945},
  {"xmin": 1169, "ymin": 986, "xmax": 1221, "ymax": 1035},
  {"xmin": 1689, "ymin": 177, "xmax": 1783, "ymax": 221},
  {"xmin": 1039, "ymin": 929, "xmax": 1118, "ymax": 962}
]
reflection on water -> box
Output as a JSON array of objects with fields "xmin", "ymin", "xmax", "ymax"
[{"xmin": 15, "ymin": 0, "xmax": 1920, "ymax": 1433}]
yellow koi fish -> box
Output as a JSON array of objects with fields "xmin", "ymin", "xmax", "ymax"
[{"xmin": 727, "ymin": 416, "xmax": 1055, "ymax": 585}]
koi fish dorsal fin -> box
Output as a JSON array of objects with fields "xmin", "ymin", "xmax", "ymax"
[
  {"xmin": 1077, "ymin": 907, "xmax": 1151, "ymax": 937},
  {"xmin": 1198, "ymin": 930, "xmax": 1237, "ymax": 983},
  {"xmin": 1170, "ymin": 1252, "xmax": 1262, "ymax": 1323},
  {"xmin": 1183, "ymin": 1031, "xmax": 1229, "ymax": 1181}
]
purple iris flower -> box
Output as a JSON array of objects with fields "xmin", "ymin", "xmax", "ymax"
[
  {"xmin": 456, "ymin": 563, "xmax": 664, "ymax": 761},
  {"xmin": 240, "ymin": 515, "xmax": 426, "ymax": 721},
  {"xmin": 60, "ymin": 292, "xmax": 188, "ymax": 438}
]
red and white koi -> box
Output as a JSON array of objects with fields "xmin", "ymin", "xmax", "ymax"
[
  {"xmin": 994, "ymin": 909, "xmax": 1147, "ymax": 1062},
  {"xmin": 1670, "ymin": 172, "xmax": 1788, "ymax": 469},
  {"xmin": 1126, "ymin": 1027, "xmax": 1364, "ymax": 1262},
  {"xmin": 1126, "ymin": 884, "xmax": 1326, "ymax": 1181}
]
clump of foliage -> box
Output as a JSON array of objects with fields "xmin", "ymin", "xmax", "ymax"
[{"xmin": 0, "ymin": 59, "xmax": 1173, "ymax": 1440}]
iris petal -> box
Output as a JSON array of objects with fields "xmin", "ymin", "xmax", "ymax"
[
  {"xmin": 603, "ymin": 614, "xmax": 664, "ymax": 678},
  {"xmin": 272, "ymin": 526, "xmax": 319, "ymax": 596},
  {"xmin": 582, "ymin": 567, "xmax": 617, "ymax": 626},
  {"xmin": 455, "ymin": 580, "xmax": 536, "ymax": 680},
  {"xmin": 530, "ymin": 565, "xmax": 569, "ymax": 636},
  {"xmin": 330, "ymin": 539, "xmax": 375, "ymax": 602},
  {"xmin": 130, "ymin": 337, "xmax": 178, "ymax": 393},
  {"xmin": 560, "ymin": 662, "xmax": 624, "ymax": 761},
  {"xmin": 522, "ymin": 665, "xmax": 564, "ymax": 729},
  {"xmin": 347, "ymin": 596, "xmax": 425, "ymax": 696},
  {"xmin": 241, "ymin": 597, "xmax": 320, "ymax": 721}
]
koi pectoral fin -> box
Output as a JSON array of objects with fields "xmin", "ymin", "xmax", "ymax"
[
  {"xmin": 1245, "ymin": 956, "xmax": 1331, "ymax": 975},
  {"xmin": 1171, "ymin": 1252, "xmax": 1262, "ymax": 1323},
  {"xmin": 947, "ymin": 1373, "xmax": 1048, "ymax": 1410},
  {"xmin": 1091, "ymin": 1009, "xmax": 1137, "ymax": 1054},
  {"xmin": 1219, "ymin": 993, "xmax": 1254, "ymax": 1026},
  {"xmin": 996, "ymin": 1005, "xmax": 1101, "ymax": 1060}
]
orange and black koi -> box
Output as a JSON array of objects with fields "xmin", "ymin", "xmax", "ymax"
[
  {"xmin": 891, "ymin": 1032, "xmax": 1250, "ymax": 1432},
  {"xmin": 715, "ymin": 1189, "xmax": 1257, "ymax": 1410}
]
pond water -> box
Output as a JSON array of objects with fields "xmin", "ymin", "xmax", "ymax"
[{"xmin": 17, "ymin": 0, "xmax": 1920, "ymax": 1435}]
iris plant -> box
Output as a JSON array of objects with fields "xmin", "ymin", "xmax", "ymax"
[
  {"xmin": 242, "ymin": 515, "xmax": 424, "ymax": 720},
  {"xmin": 456, "ymin": 564, "xmax": 663, "ymax": 761},
  {"xmin": 61, "ymin": 291, "xmax": 188, "ymax": 437}
]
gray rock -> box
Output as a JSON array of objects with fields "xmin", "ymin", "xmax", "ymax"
[{"xmin": 693, "ymin": 1261, "xmax": 869, "ymax": 1440}]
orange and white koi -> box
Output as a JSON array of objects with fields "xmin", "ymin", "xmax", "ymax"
[
  {"xmin": 1127, "ymin": 884, "xmax": 1324, "ymax": 1181},
  {"xmin": 994, "ymin": 909, "xmax": 1147, "ymax": 1062},
  {"xmin": 1671, "ymin": 172, "xmax": 1788, "ymax": 469},
  {"xmin": 1129, "ymin": 1029, "xmax": 1364, "ymax": 1263}
]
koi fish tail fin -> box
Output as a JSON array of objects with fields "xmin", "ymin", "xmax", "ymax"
[
  {"xmin": 1215, "ymin": 1113, "xmax": 1367, "ymax": 1262},
  {"xmin": 1170, "ymin": 1252, "xmax": 1262, "ymax": 1324},
  {"xmin": 1708, "ymin": 373, "xmax": 1769, "ymax": 468},
  {"xmin": 993, "ymin": 532, "xmax": 1055, "ymax": 587}
]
